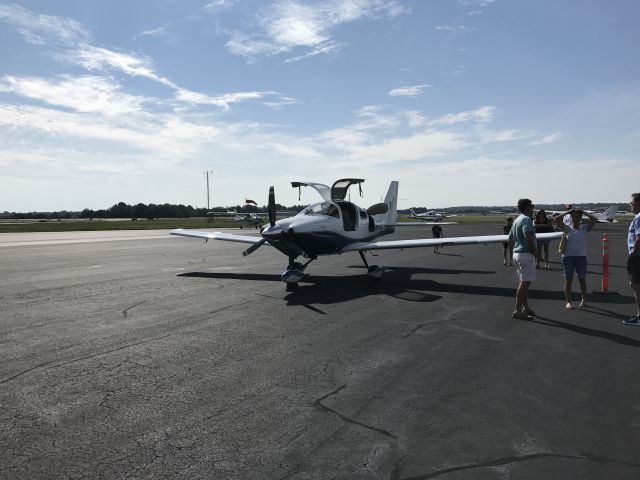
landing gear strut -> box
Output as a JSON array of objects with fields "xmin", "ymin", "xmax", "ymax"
[{"xmin": 359, "ymin": 250, "xmax": 384, "ymax": 280}]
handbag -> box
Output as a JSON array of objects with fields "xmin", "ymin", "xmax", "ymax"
[{"xmin": 558, "ymin": 226, "xmax": 568, "ymax": 254}]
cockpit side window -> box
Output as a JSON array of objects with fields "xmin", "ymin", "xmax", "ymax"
[{"xmin": 304, "ymin": 202, "xmax": 339, "ymax": 218}]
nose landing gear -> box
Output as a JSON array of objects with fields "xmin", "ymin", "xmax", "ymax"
[{"xmin": 281, "ymin": 256, "xmax": 316, "ymax": 290}]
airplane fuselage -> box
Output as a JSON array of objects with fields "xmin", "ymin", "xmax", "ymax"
[{"xmin": 260, "ymin": 201, "xmax": 393, "ymax": 258}]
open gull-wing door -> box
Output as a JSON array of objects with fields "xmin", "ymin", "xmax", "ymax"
[
  {"xmin": 330, "ymin": 178, "xmax": 365, "ymax": 202},
  {"xmin": 291, "ymin": 182, "xmax": 332, "ymax": 202}
]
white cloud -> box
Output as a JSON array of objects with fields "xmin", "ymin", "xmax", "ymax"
[
  {"xmin": 62, "ymin": 44, "xmax": 177, "ymax": 88},
  {"xmin": 343, "ymin": 129, "xmax": 468, "ymax": 167},
  {"xmin": 479, "ymin": 128, "xmax": 521, "ymax": 143},
  {"xmin": 204, "ymin": 0, "xmax": 237, "ymax": 13},
  {"xmin": 175, "ymin": 88, "xmax": 278, "ymax": 110},
  {"xmin": 434, "ymin": 21, "xmax": 474, "ymax": 33},
  {"xmin": 405, "ymin": 110, "xmax": 426, "ymax": 128},
  {"xmin": 530, "ymin": 132, "xmax": 563, "ymax": 146},
  {"xmin": 0, "ymin": 75, "xmax": 148, "ymax": 116},
  {"xmin": 389, "ymin": 84, "xmax": 431, "ymax": 97},
  {"xmin": 134, "ymin": 25, "xmax": 169, "ymax": 40},
  {"xmin": 224, "ymin": 0, "xmax": 409, "ymax": 60},
  {"xmin": 0, "ymin": 3, "xmax": 89, "ymax": 45},
  {"xmin": 459, "ymin": 0, "xmax": 496, "ymax": 7},
  {"xmin": 284, "ymin": 41, "xmax": 343, "ymax": 63},
  {"xmin": 428, "ymin": 106, "xmax": 496, "ymax": 126}
]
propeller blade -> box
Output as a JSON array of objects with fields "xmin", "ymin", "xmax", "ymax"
[
  {"xmin": 242, "ymin": 238, "xmax": 266, "ymax": 257},
  {"xmin": 268, "ymin": 186, "xmax": 276, "ymax": 227}
]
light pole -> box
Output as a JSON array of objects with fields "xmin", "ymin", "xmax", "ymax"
[{"xmin": 203, "ymin": 170, "xmax": 213, "ymax": 210}]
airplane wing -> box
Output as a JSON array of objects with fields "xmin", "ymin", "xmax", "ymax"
[
  {"xmin": 170, "ymin": 229, "xmax": 266, "ymax": 245},
  {"xmin": 394, "ymin": 221, "xmax": 458, "ymax": 226},
  {"xmin": 340, "ymin": 231, "xmax": 562, "ymax": 252}
]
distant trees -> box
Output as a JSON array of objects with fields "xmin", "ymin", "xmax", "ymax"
[{"xmin": 1, "ymin": 202, "xmax": 624, "ymax": 219}]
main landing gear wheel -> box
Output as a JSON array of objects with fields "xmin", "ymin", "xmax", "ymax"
[
  {"xmin": 367, "ymin": 265, "xmax": 384, "ymax": 280},
  {"xmin": 359, "ymin": 250, "xmax": 384, "ymax": 280}
]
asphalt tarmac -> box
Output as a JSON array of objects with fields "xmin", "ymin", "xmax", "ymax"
[{"xmin": 2, "ymin": 223, "xmax": 640, "ymax": 479}]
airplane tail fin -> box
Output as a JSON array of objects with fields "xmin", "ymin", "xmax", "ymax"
[
  {"xmin": 383, "ymin": 181, "xmax": 398, "ymax": 225},
  {"xmin": 409, "ymin": 208, "xmax": 416, "ymax": 218},
  {"xmin": 599, "ymin": 205, "xmax": 618, "ymax": 222}
]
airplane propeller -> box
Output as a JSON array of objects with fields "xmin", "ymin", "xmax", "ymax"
[
  {"xmin": 268, "ymin": 186, "xmax": 276, "ymax": 227},
  {"xmin": 242, "ymin": 185, "xmax": 275, "ymax": 257}
]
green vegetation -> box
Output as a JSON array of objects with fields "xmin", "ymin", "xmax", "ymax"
[
  {"xmin": 0, "ymin": 214, "xmax": 516, "ymax": 233},
  {"xmin": 0, "ymin": 217, "xmax": 254, "ymax": 233}
]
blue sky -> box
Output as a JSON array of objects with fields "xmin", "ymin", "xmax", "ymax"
[{"xmin": 1, "ymin": 0, "xmax": 638, "ymax": 212}]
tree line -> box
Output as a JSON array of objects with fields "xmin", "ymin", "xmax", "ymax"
[
  {"xmin": 1, "ymin": 202, "xmax": 624, "ymax": 220},
  {"xmin": 1, "ymin": 202, "xmax": 306, "ymax": 220}
]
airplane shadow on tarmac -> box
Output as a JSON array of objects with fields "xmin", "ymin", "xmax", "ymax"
[
  {"xmin": 525, "ymin": 316, "xmax": 640, "ymax": 347},
  {"xmin": 179, "ymin": 266, "xmax": 635, "ymax": 312}
]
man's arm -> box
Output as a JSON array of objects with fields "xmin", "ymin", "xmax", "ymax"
[
  {"xmin": 554, "ymin": 209, "xmax": 572, "ymax": 229},
  {"xmin": 525, "ymin": 231, "xmax": 538, "ymax": 258},
  {"xmin": 584, "ymin": 211, "xmax": 598, "ymax": 231}
]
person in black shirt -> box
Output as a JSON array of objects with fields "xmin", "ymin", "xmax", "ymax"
[
  {"xmin": 432, "ymin": 224, "xmax": 443, "ymax": 253},
  {"xmin": 534, "ymin": 210, "xmax": 553, "ymax": 269},
  {"xmin": 502, "ymin": 217, "xmax": 514, "ymax": 266}
]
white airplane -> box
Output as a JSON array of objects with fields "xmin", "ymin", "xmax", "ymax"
[
  {"xmin": 546, "ymin": 205, "xmax": 619, "ymax": 223},
  {"xmin": 408, "ymin": 208, "xmax": 450, "ymax": 222},
  {"xmin": 171, "ymin": 179, "xmax": 562, "ymax": 288},
  {"xmin": 208, "ymin": 205, "xmax": 295, "ymax": 229}
]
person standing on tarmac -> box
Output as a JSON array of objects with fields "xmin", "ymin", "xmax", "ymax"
[
  {"xmin": 554, "ymin": 208, "xmax": 598, "ymax": 309},
  {"xmin": 623, "ymin": 193, "xmax": 640, "ymax": 325},
  {"xmin": 502, "ymin": 217, "xmax": 514, "ymax": 266},
  {"xmin": 432, "ymin": 223, "xmax": 443, "ymax": 254},
  {"xmin": 508, "ymin": 199, "xmax": 538, "ymax": 320}
]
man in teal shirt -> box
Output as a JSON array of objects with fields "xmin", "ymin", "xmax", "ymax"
[{"xmin": 508, "ymin": 198, "xmax": 538, "ymax": 320}]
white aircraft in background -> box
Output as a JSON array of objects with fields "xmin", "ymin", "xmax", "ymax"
[
  {"xmin": 171, "ymin": 179, "xmax": 562, "ymax": 288},
  {"xmin": 207, "ymin": 201, "xmax": 294, "ymax": 229},
  {"xmin": 408, "ymin": 208, "xmax": 452, "ymax": 222},
  {"xmin": 546, "ymin": 205, "xmax": 619, "ymax": 223}
]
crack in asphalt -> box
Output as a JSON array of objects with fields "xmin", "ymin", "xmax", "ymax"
[
  {"xmin": 314, "ymin": 385, "xmax": 397, "ymax": 440},
  {"xmin": 51, "ymin": 334, "xmax": 172, "ymax": 368},
  {"xmin": 0, "ymin": 334, "xmax": 172, "ymax": 384},
  {"xmin": 403, "ymin": 323, "xmax": 429, "ymax": 338},
  {"xmin": 208, "ymin": 299, "xmax": 253, "ymax": 315},
  {"xmin": 122, "ymin": 300, "xmax": 146, "ymax": 317},
  {"xmin": 399, "ymin": 452, "xmax": 640, "ymax": 479},
  {"xmin": 0, "ymin": 358, "xmax": 59, "ymax": 384}
]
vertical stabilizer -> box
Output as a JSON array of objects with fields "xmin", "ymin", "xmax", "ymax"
[
  {"xmin": 597, "ymin": 205, "xmax": 618, "ymax": 222},
  {"xmin": 383, "ymin": 181, "xmax": 398, "ymax": 225}
]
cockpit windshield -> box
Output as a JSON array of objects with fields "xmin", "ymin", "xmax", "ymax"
[{"xmin": 302, "ymin": 202, "xmax": 339, "ymax": 218}]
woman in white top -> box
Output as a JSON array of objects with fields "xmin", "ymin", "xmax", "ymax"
[{"xmin": 554, "ymin": 209, "xmax": 598, "ymax": 309}]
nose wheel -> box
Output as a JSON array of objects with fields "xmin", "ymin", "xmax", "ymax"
[{"xmin": 281, "ymin": 257, "xmax": 315, "ymax": 289}]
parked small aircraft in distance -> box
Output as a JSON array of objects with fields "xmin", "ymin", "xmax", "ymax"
[
  {"xmin": 408, "ymin": 208, "xmax": 450, "ymax": 222},
  {"xmin": 207, "ymin": 203, "xmax": 294, "ymax": 229},
  {"xmin": 546, "ymin": 205, "xmax": 619, "ymax": 223},
  {"xmin": 171, "ymin": 179, "xmax": 562, "ymax": 288}
]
